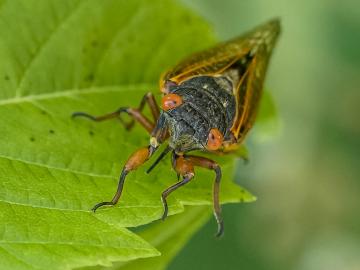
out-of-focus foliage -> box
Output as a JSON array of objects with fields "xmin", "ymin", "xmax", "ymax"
[{"xmin": 172, "ymin": 0, "xmax": 360, "ymax": 269}]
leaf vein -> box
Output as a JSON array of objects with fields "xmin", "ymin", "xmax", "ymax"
[
  {"xmin": 0, "ymin": 242, "xmax": 154, "ymax": 250},
  {"xmin": 0, "ymin": 198, "xmax": 164, "ymax": 212},
  {"xmin": 0, "ymin": 246, "xmax": 40, "ymax": 270},
  {"xmin": 0, "ymin": 84, "xmax": 154, "ymax": 106}
]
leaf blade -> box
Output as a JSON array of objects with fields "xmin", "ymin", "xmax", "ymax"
[{"xmin": 0, "ymin": 0, "xmax": 256, "ymax": 269}]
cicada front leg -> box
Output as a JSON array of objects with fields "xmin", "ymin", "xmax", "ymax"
[
  {"xmin": 72, "ymin": 92, "xmax": 168, "ymax": 211},
  {"xmin": 92, "ymin": 145, "xmax": 155, "ymax": 211},
  {"xmin": 72, "ymin": 92, "xmax": 160, "ymax": 134}
]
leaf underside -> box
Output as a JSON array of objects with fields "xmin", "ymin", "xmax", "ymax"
[{"xmin": 0, "ymin": 0, "xmax": 257, "ymax": 269}]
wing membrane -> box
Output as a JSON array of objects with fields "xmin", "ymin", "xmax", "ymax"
[
  {"xmin": 161, "ymin": 19, "xmax": 280, "ymax": 86},
  {"xmin": 161, "ymin": 41, "xmax": 249, "ymax": 87},
  {"xmin": 231, "ymin": 19, "xmax": 280, "ymax": 141}
]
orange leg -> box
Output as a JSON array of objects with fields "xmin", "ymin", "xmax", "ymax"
[
  {"xmin": 125, "ymin": 92, "xmax": 160, "ymax": 130},
  {"xmin": 161, "ymin": 155, "xmax": 194, "ymax": 221},
  {"xmin": 185, "ymin": 155, "xmax": 223, "ymax": 237},
  {"xmin": 72, "ymin": 93, "xmax": 167, "ymax": 212},
  {"xmin": 92, "ymin": 145, "xmax": 156, "ymax": 211},
  {"xmin": 72, "ymin": 92, "xmax": 160, "ymax": 134},
  {"xmin": 161, "ymin": 154, "xmax": 224, "ymax": 237}
]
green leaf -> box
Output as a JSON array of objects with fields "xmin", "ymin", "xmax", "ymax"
[
  {"xmin": 80, "ymin": 206, "xmax": 211, "ymax": 270},
  {"xmin": 0, "ymin": 0, "xmax": 255, "ymax": 269},
  {"xmin": 119, "ymin": 206, "xmax": 211, "ymax": 270}
]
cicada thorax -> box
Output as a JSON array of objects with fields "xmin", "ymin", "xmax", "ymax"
[
  {"xmin": 160, "ymin": 75, "xmax": 236, "ymax": 153},
  {"xmin": 160, "ymin": 19, "xmax": 280, "ymax": 145}
]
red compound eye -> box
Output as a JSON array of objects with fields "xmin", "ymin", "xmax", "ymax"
[
  {"xmin": 161, "ymin": 93, "xmax": 183, "ymax": 111},
  {"xmin": 206, "ymin": 128, "xmax": 223, "ymax": 151}
]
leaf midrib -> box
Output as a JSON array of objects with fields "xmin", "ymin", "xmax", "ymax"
[
  {"xmin": 0, "ymin": 84, "xmax": 155, "ymax": 106},
  {"xmin": 0, "ymin": 241, "xmax": 155, "ymax": 250},
  {"xmin": 0, "ymin": 198, "xmax": 165, "ymax": 212}
]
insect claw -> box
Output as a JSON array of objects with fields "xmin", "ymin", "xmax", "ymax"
[
  {"xmin": 72, "ymin": 112, "xmax": 96, "ymax": 120},
  {"xmin": 91, "ymin": 201, "xmax": 114, "ymax": 212},
  {"xmin": 215, "ymin": 222, "xmax": 224, "ymax": 238},
  {"xmin": 161, "ymin": 196, "xmax": 168, "ymax": 221},
  {"xmin": 161, "ymin": 211, "xmax": 168, "ymax": 221}
]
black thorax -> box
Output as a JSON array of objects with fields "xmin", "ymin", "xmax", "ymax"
[{"xmin": 163, "ymin": 76, "xmax": 236, "ymax": 151}]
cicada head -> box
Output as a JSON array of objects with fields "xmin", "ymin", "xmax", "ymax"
[
  {"xmin": 164, "ymin": 112, "xmax": 225, "ymax": 153},
  {"xmin": 165, "ymin": 114, "xmax": 205, "ymax": 153},
  {"xmin": 158, "ymin": 76, "xmax": 232, "ymax": 153}
]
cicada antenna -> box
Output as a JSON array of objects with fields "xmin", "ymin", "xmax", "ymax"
[{"xmin": 146, "ymin": 145, "xmax": 172, "ymax": 174}]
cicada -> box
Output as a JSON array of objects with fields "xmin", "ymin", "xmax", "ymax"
[{"xmin": 73, "ymin": 19, "xmax": 280, "ymax": 237}]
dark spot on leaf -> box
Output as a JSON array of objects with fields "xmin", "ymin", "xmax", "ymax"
[
  {"xmin": 127, "ymin": 35, "xmax": 135, "ymax": 43},
  {"xmin": 82, "ymin": 47, "xmax": 87, "ymax": 53},
  {"xmin": 240, "ymin": 189, "xmax": 245, "ymax": 194},
  {"xmin": 182, "ymin": 14, "xmax": 192, "ymax": 23},
  {"xmin": 85, "ymin": 73, "xmax": 94, "ymax": 82},
  {"xmin": 41, "ymin": 110, "xmax": 47, "ymax": 115},
  {"xmin": 4, "ymin": 75, "xmax": 10, "ymax": 81},
  {"xmin": 49, "ymin": 129, "xmax": 55, "ymax": 134},
  {"xmin": 91, "ymin": 40, "xmax": 98, "ymax": 47},
  {"xmin": 30, "ymin": 137, "xmax": 35, "ymax": 142},
  {"xmin": 89, "ymin": 130, "xmax": 94, "ymax": 136}
]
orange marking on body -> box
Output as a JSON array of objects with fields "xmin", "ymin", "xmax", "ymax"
[
  {"xmin": 206, "ymin": 128, "xmax": 224, "ymax": 151},
  {"xmin": 161, "ymin": 93, "xmax": 183, "ymax": 111}
]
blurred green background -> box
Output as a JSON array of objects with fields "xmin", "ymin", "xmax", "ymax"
[{"xmin": 170, "ymin": 0, "xmax": 360, "ymax": 269}]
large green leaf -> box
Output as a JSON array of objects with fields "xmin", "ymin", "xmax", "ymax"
[
  {"xmin": 0, "ymin": 0, "xmax": 255, "ymax": 269},
  {"xmin": 80, "ymin": 206, "xmax": 211, "ymax": 270},
  {"xmin": 118, "ymin": 206, "xmax": 211, "ymax": 270}
]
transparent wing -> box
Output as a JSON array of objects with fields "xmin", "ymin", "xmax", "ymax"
[
  {"xmin": 161, "ymin": 19, "xmax": 280, "ymax": 88},
  {"xmin": 230, "ymin": 19, "xmax": 280, "ymax": 141}
]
